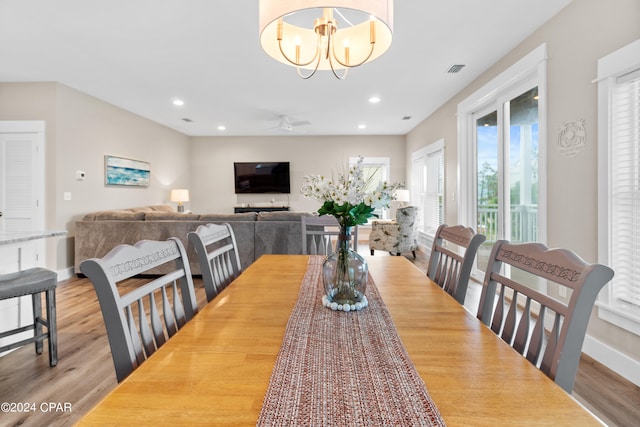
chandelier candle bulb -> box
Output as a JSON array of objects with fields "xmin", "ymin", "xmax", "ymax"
[{"xmin": 259, "ymin": 0, "xmax": 393, "ymax": 79}]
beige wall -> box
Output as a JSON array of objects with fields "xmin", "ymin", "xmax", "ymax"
[
  {"xmin": 0, "ymin": 84, "xmax": 405, "ymax": 270},
  {"xmin": 189, "ymin": 135, "xmax": 406, "ymax": 214},
  {"xmin": 407, "ymin": 0, "xmax": 640, "ymax": 377},
  {"xmin": 0, "ymin": 82, "xmax": 191, "ymax": 270}
]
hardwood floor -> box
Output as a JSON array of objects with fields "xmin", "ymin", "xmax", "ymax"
[
  {"xmin": 404, "ymin": 248, "xmax": 640, "ymax": 427},
  {"xmin": 0, "ymin": 250, "xmax": 638, "ymax": 426}
]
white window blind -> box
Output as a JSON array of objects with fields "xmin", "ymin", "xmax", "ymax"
[
  {"xmin": 411, "ymin": 140, "xmax": 444, "ymax": 237},
  {"xmin": 424, "ymin": 149, "xmax": 444, "ymax": 236},
  {"xmin": 597, "ymin": 37, "xmax": 640, "ymax": 335},
  {"xmin": 610, "ymin": 71, "xmax": 640, "ymax": 308}
]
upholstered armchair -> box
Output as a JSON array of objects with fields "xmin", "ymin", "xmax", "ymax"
[{"xmin": 368, "ymin": 206, "xmax": 419, "ymax": 258}]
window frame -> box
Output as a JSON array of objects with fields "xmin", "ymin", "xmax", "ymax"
[
  {"xmin": 457, "ymin": 43, "xmax": 548, "ymax": 279},
  {"xmin": 411, "ymin": 139, "xmax": 444, "ymax": 244},
  {"xmin": 349, "ymin": 156, "xmax": 391, "ymax": 219},
  {"xmin": 597, "ymin": 38, "xmax": 640, "ymax": 336}
]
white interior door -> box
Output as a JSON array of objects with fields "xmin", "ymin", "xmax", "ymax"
[
  {"xmin": 0, "ymin": 122, "xmax": 44, "ymax": 235},
  {"xmin": 0, "ymin": 121, "xmax": 45, "ymax": 353}
]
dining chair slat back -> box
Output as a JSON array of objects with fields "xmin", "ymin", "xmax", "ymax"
[
  {"xmin": 188, "ymin": 223, "xmax": 242, "ymax": 302},
  {"xmin": 80, "ymin": 238, "xmax": 198, "ymax": 383},
  {"xmin": 427, "ymin": 224, "xmax": 486, "ymax": 304},
  {"xmin": 476, "ymin": 240, "xmax": 614, "ymax": 393},
  {"xmin": 302, "ymin": 215, "xmax": 358, "ymax": 255}
]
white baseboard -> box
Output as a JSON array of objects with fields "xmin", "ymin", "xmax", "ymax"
[
  {"xmin": 583, "ymin": 334, "xmax": 640, "ymax": 387},
  {"xmin": 57, "ymin": 267, "xmax": 75, "ymax": 282}
]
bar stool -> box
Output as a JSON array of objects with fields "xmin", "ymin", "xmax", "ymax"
[{"xmin": 0, "ymin": 267, "xmax": 58, "ymax": 366}]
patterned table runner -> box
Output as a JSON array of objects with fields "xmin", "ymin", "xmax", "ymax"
[{"xmin": 257, "ymin": 256, "xmax": 446, "ymax": 426}]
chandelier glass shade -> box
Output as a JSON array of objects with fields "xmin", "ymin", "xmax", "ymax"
[{"xmin": 259, "ymin": 0, "xmax": 393, "ymax": 79}]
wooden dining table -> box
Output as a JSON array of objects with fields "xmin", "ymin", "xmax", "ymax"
[{"xmin": 77, "ymin": 254, "xmax": 602, "ymax": 426}]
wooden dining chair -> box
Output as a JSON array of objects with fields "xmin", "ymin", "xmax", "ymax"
[
  {"xmin": 80, "ymin": 238, "xmax": 198, "ymax": 383},
  {"xmin": 427, "ymin": 224, "xmax": 486, "ymax": 304},
  {"xmin": 301, "ymin": 215, "xmax": 358, "ymax": 255},
  {"xmin": 476, "ymin": 240, "xmax": 614, "ymax": 393},
  {"xmin": 188, "ymin": 223, "xmax": 242, "ymax": 302}
]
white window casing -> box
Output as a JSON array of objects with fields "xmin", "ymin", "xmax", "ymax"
[
  {"xmin": 597, "ymin": 38, "xmax": 640, "ymax": 335},
  {"xmin": 457, "ymin": 44, "xmax": 547, "ymax": 281},
  {"xmin": 411, "ymin": 140, "xmax": 444, "ymax": 249}
]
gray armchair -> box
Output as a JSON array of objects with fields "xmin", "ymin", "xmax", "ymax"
[{"xmin": 368, "ymin": 206, "xmax": 419, "ymax": 258}]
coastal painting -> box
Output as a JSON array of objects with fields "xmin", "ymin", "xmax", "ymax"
[{"xmin": 105, "ymin": 155, "xmax": 150, "ymax": 187}]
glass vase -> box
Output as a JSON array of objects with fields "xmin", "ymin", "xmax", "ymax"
[{"xmin": 322, "ymin": 225, "xmax": 368, "ymax": 311}]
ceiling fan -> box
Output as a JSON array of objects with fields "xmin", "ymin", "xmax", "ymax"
[{"xmin": 276, "ymin": 115, "xmax": 311, "ymax": 132}]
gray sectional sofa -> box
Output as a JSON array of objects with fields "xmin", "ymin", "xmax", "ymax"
[{"xmin": 74, "ymin": 205, "xmax": 313, "ymax": 275}]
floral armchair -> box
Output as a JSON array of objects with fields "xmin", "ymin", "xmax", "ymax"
[{"xmin": 368, "ymin": 206, "xmax": 419, "ymax": 258}]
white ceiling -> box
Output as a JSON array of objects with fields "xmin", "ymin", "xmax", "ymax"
[{"xmin": 0, "ymin": 0, "xmax": 573, "ymax": 137}]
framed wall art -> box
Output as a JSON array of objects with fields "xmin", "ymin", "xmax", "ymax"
[{"xmin": 104, "ymin": 155, "xmax": 150, "ymax": 187}]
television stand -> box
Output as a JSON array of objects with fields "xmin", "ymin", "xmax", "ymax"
[{"xmin": 234, "ymin": 206, "xmax": 290, "ymax": 213}]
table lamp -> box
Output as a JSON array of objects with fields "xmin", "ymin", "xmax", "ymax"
[
  {"xmin": 170, "ymin": 189, "xmax": 189, "ymax": 212},
  {"xmin": 395, "ymin": 189, "xmax": 410, "ymax": 207}
]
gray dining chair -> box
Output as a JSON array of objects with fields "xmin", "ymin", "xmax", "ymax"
[
  {"xmin": 0, "ymin": 267, "xmax": 58, "ymax": 366},
  {"xmin": 301, "ymin": 215, "xmax": 358, "ymax": 255},
  {"xmin": 476, "ymin": 240, "xmax": 614, "ymax": 393},
  {"xmin": 80, "ymin": 238, "xmax": 198, "ymax": 383},
  {"xmin": 188, "ymin": 223, "xmax": 242, "ymax": 302},
  {"xmin": 427, "ymin": 224, "xmax": 486, "ymax": 304}
]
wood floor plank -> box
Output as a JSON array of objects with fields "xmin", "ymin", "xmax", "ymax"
[{"xmin": 0, "ymin": 250, "xmax": 638, "ymax": 426}]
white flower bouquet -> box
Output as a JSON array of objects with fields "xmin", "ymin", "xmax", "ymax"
[{"xmin": 301, "ymin": 157, "xmax": 402, "ymax": 227}]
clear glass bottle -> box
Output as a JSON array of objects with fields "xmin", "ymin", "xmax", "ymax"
[{"xmin": 322, "ymin": 225, "xmax": 368, "ymax": 306}]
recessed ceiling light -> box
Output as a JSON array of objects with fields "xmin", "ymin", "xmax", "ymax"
[
  {"xmin": 358, "ymin": 124, "xmax": 366, "ymax": 129},
  {"xmin": 368, "ymin": 96, "xmax": 381, "ymax": 104},
  {"xmin": 173, "ymin": 99, "xmax": 184, "ymax": 106},
  {"xmin": 217, "ymin": 125, "xmax": 226, "ymax": 131}
]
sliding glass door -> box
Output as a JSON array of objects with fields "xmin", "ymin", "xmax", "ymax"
[{"xmin": 474, "ymin": 86, "xmax": 539, "ymax": 272}]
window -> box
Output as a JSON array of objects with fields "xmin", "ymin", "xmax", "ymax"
[
  {"xmin": 597, "ymin": 38, "xmax": 640, "ymax": 335},
  {"xmin": 349, "ymin": 157, "xmax": 391, "ymax": 219},
  {"xmin": 458, "ymin": 44, "xmax": 547, "ymax": 278},
  {"xmin": 411, "ymin": 140, "xmax": 444, "ymax": 238}
]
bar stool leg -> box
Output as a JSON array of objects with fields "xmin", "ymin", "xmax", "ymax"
[
  {"xmin": 46, "ymin": 288, "xmax": 58, "ymax": 366},
  {"xmin": 32, "ymin": 291, "xmax": 44, "ymax": 355}
]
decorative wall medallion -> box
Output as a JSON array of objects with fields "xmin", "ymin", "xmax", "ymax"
[{"xmin": 558, "ymin": 119, "xmax": 586, "ymax": 158}]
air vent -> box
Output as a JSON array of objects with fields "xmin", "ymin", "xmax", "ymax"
[
  {"xmin": 446, "ymin": 64, "xmax": 466, "ymax": 74},
  {"xmin": 181, "ymin": 118, "xmax": 193, "ymax": 122}
]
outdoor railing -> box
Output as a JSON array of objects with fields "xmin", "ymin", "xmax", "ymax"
[{"xmin": 477, "ymin": 204, "xmax": 538, "ymax": 243}]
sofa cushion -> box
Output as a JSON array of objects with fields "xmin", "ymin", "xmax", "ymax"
[
  {"xmin": 199, "ymin": 212, "xmax": 258, "ymax": 222},
  {"xmin": 144, "ymin": 212, "xmax": 201, "ymax": 221},
  {"xmin": 82, "ymin": 206, "xmax": 173, "ymax": 220},
  {"xmin": 131, "ymin": 205, "xmax": 174, "ymax": 213},
  {"xmin": 90, "ymin": 211, "xmax": 146, "ymax": 221},
  {"xmin": 256, "ymin": 211, "xmax": 311, "ymax": 221}
]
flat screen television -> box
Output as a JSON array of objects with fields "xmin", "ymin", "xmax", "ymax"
[{"xmin": 234, "ymin": 162, "xmax": 291, "ymax": 194}]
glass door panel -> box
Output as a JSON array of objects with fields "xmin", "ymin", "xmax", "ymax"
[
  {"xmin": 474, "ymin": 86, "xmax": 539, "ymax": 275},
  {"xmin": 508, "ymin": 87, "xmax": 539, "ymax": 243},
  {"xmin": 476, "ymin": 109, "xmax": 498, "ymax": 273}
]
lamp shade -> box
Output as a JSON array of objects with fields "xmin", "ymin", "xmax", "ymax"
[
  {"xmin": 170, "ymin": 189, "xmax": 190, "ymax": 203},
  {"xmin": 395, "ymin": 189, "xmax": 410, "ymax": 203},
  {"xmin": 259, "ymin": 0, "xmax": 393, "ymax": 71}
]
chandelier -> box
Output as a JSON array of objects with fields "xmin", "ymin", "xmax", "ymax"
[{"xmin": 259, "ymin": 0, "xmax": 393, "ymax": 79}]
